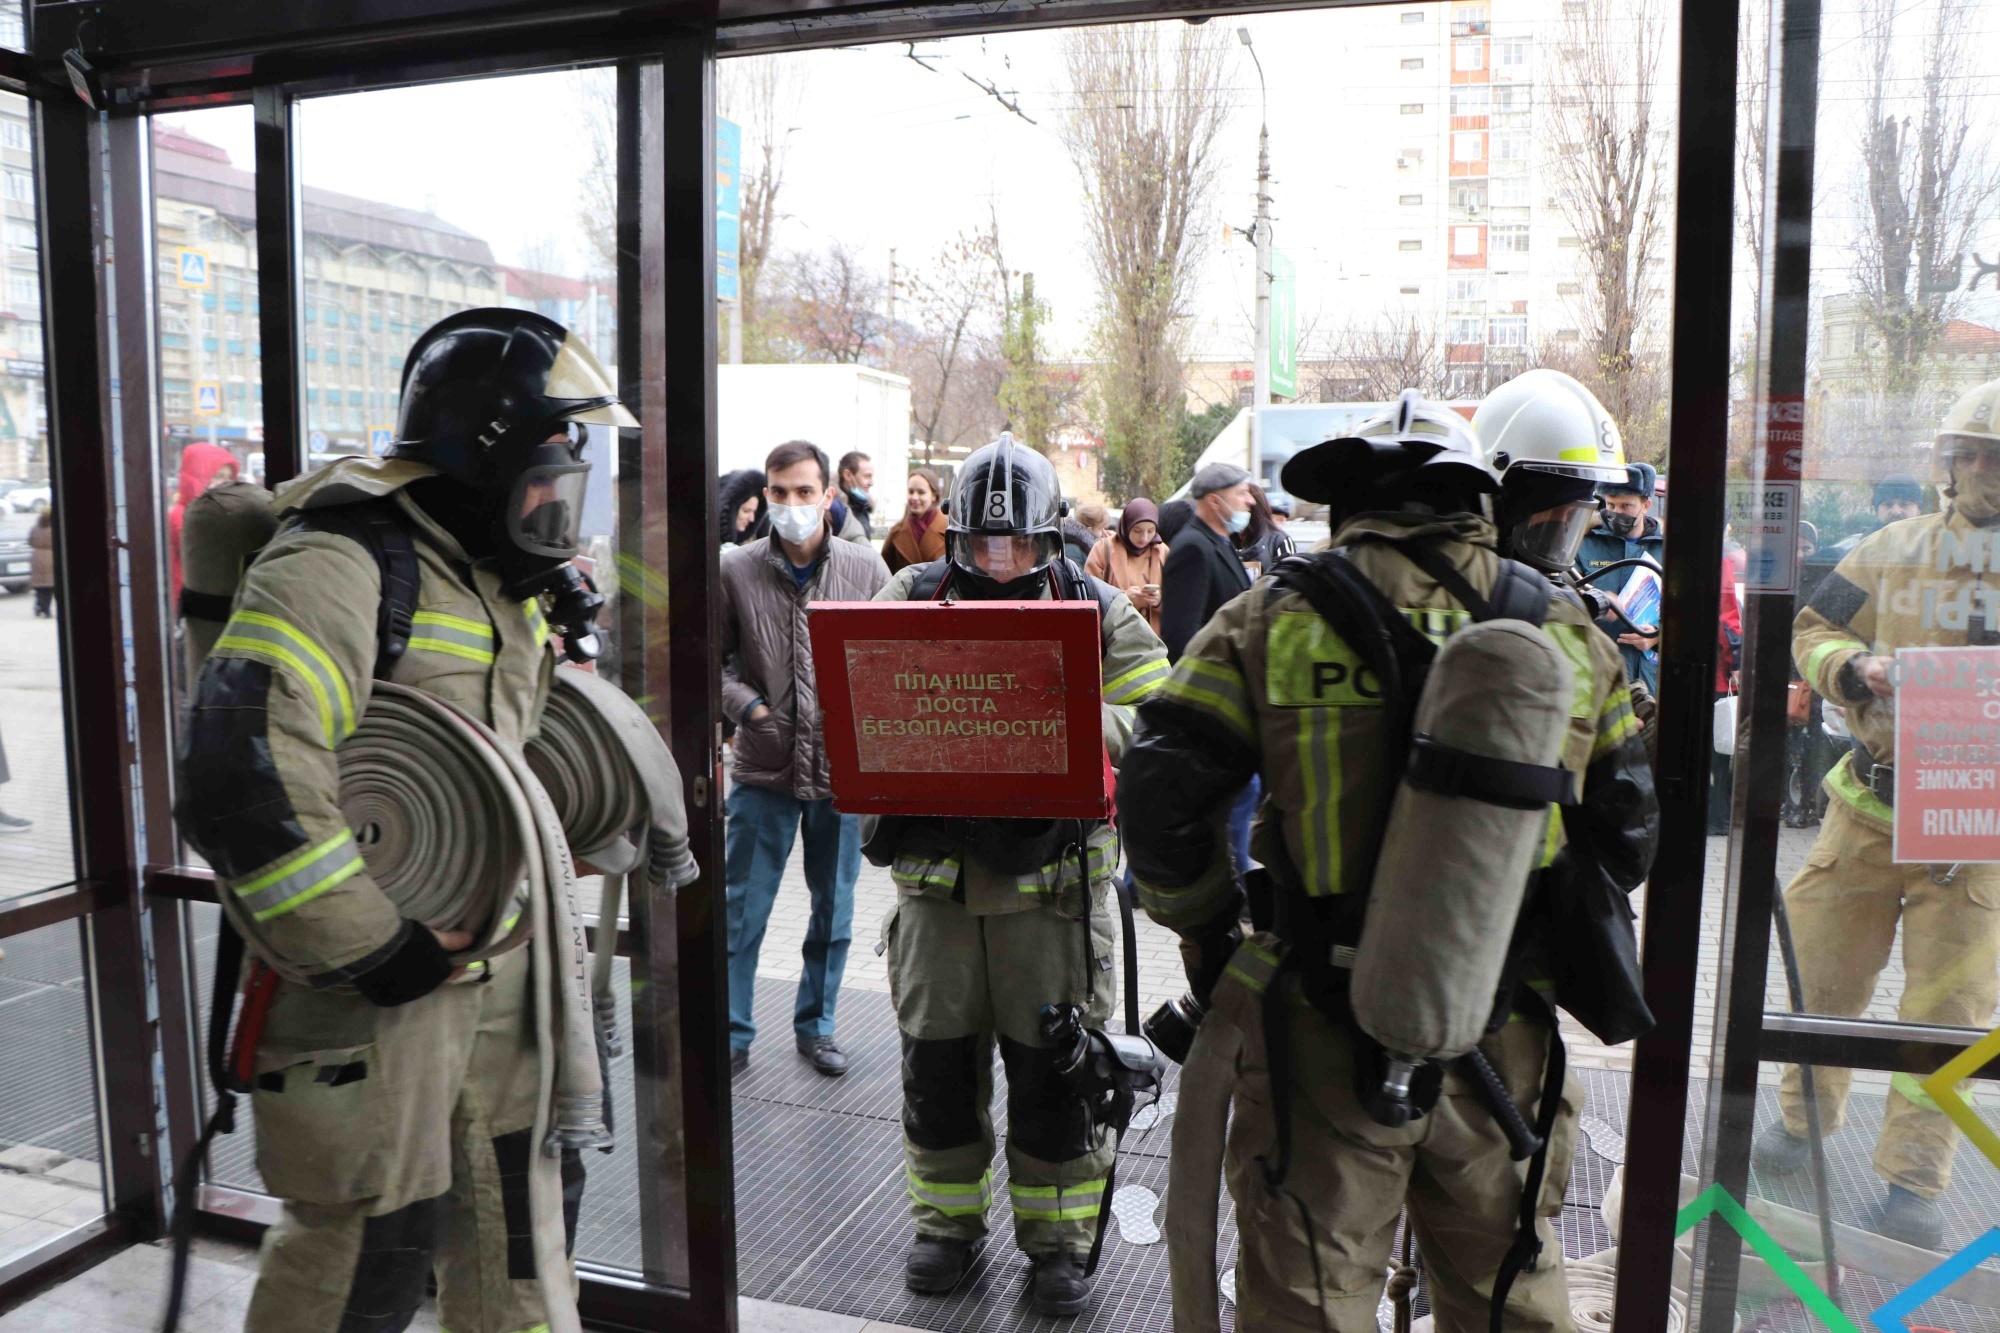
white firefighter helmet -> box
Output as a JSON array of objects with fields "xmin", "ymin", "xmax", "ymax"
[
  {"xmin": 1283, "ymin": 388, "xmax": 1498, "ymax": 506},
  {"xmin": 1472, "ymin": 368, "xmax": 1628, "ymax": 485}
]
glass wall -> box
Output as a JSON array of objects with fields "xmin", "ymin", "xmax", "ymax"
[
  {"xmin": 1687, "ymin": 0, "xmax": 2000, "ymax": 1327},
  {"xmin": 0, "ymin": 86, "xmax": 76, "ymax": 903}
]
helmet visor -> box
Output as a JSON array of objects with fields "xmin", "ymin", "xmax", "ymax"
[
  {"xmin": 950, "ymin": 531, "xmax": 1064, "ymax": 585},
  {"xmin": 1939, "ymin": 434, "xmax": 2000, "ymax": 474},
  {"xmin": 1513, "ymin": 498, "xmax": 1601, "ymax": 572},
  {"xmin": 509, "ymin": 457, "xmax": 591, "ymax": 558},
  {"xmin": 545, "ymin": 334, "xmax": 639, "ymax": 429}
]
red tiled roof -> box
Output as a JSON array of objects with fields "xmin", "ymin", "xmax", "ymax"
[{"xmin": 1937, "ymin": 319, "xmax": 2000, "ymax": 355}]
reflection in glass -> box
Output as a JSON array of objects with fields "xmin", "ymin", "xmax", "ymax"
[{"xmin": 0, "ymin": 91, "xmax": 73, "ymax": 902}]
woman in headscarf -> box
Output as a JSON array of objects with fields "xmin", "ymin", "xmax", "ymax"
[
  {"xmin": 718, "ymin": 467, "xmax": 768, "ymax": 546},
  {"xmin": 883, "ymin": 466, "xmax": 948, "ymax": 573},
  {"xmin": 1084, "ymin": 497, "xmax": 1169, "ymax": 633}
]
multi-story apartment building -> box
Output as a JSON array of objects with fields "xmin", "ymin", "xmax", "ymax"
[
  {"xmin": 153, "ymin": 125, "xmax": 615, "ymax": 469},
  {"xmin": 1181, "ymin": 0, "xmax": 1660, "ymax": 411}
]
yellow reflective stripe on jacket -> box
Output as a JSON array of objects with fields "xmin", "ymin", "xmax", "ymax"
[
  {"xmin": 1801, "ymin": 639, "xmax": 1858, "ymax": 689},
  {"xmin": 1295, "ymin": 702, "xmax": 1344, "ymax": 894},
  {"xmin": 1592, "ymin": 682, "xmax": 1643, "ymax": 759},
  {"xmin": 892, "ymin": 856, "xmax": 962, "ymax": 894},
  {"xmin": 1018, "ymin": 835, "xmax": 1118, "ymax": 894},
  {"xmin": 908, "ymin": 1169, "xmax": 994, "ymax": 1216},
  {"xmin": 233, "ymin": 829, "xmax": 366, "ymax": 922},
  {"xmin": 522, "ymin": 598, "xmax": 549, "ymax": 648},
  {"xmin": 410, "ymin": 610, "xmax": 498, "ymax": 663},
  {"xmin": 1157, "ymin": 656, "xmax": 1254, "ymax": 741},
  {"xmin": 1008, "ymin": 1178, "xmax": 1107, "ymax": 1221},
  {"xmin": 1223, "ymin": 937, "xmax": 1284, "ymax": 994},
  {"xmin": 1103, "ymin": 656, "xmax": 1169, "ymax": 705},
  {"xmin": 215, "ymin": 611, "xmax": 356, "ymax": 746},
  {"xmin": 1825, "ymin": 753, "xmax": 1892, "ymax": 823},
  {"xmin": 1546, "ymin": 622, "xmax": 1599, "ymax": 719}
]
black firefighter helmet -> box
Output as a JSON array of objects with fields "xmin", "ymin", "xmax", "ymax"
[
  {"xmin": 385, "ymin": 308, "xmax": 636, "ymax": 561},
  {"xmin": 946, "ymin": 434, "xmax": 1068, "ymax": 591}
]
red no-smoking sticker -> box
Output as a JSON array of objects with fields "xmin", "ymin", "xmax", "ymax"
[{"xmin": 1893, "ymin": 646, "xmax": 2000, "ymax": 864}]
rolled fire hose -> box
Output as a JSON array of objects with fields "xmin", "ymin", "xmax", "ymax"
[
  {"xmin": 295, "ymin": 674, "xmax": 696, "ymax": 1333},
  {"xmin": 525, "ymin": 669, "xmax": 702, "ymax": 1077},
  {"xmin": 329, "ymin": 683, "xmax": 602, "ymax": 1333}
]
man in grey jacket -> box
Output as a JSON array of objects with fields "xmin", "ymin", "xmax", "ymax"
[{"xmin": 721, "ymin": 440, "xmax": 892, "ymax": 1076}]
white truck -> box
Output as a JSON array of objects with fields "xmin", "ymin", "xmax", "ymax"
[{"xmin": 719, "ymin": 363, "xmax": 914, "ymax": 529}]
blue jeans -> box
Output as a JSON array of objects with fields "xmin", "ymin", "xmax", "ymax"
[
  {"xmin": 724, "ymin": 781, "xmax": 858, "ymax": 1053},
  {"xmin": 1229, "ymin": 776, "xmax": 1261, "ymax": 883}
]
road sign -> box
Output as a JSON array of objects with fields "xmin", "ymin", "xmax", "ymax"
[
  {"xmin": 1893, "ymin": 645, "xmax": 2000, "ymax": 864},
  {"xmin": 308, "ymin": 429, "xmax": 328, "ymax": 452},
  {"xmin": 1725, "ymin": 480, "xmax": 1800, "ymax": 594},
  {"xmin": 369, "ymin": 426, "xmax": 393, "ymax": 454},
  {"xmin": 177, "ymin": 248, "xmax": 210, "ymax": 289},
  {"xmin": 194, "ymin": 382, "xmax": 222, "ymax": 415},
  {"xmin": 1269, "ymin": 249, "xmax": 1298, "ymax": 399},
  {"xmin": 716, "ymin": 118, "xmax": 742, "ymax": 304}
]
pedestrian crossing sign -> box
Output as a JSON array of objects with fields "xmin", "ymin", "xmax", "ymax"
[
  {"xmin": 177, "ymin": 248, "xmax": 210, "ymax": 288},
  {"xmin": 195, "ymin": 382, "xmax": 222, "ymax": 415},
  {"xmin": 369, "ymin": 426, "xmax": 393, "ymax": 454}
]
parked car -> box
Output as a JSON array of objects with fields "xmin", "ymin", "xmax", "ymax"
[
  {"xmin": 0, "ymin": 514, "xmax": 33, "ymax": 592},
  {"xmin": 4, "ymin": 484, "xmax": 49, "ymax": 514}
]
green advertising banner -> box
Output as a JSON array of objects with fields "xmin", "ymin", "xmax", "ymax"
[{"xmin": 1270, "ymin": 249, "xmax": 1298, "ymax": 400}]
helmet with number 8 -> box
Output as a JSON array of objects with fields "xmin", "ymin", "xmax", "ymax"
[{"xmin": 945, "ymin": 433, "xmax": 1068, "ymax": 592}]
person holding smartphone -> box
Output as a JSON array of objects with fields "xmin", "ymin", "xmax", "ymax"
[{"xmin": 1084, "ymin": 497, "xmax": 1171, "ymax": 634}]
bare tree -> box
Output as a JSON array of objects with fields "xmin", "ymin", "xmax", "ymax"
[
  {"xmin": 574, "ymin": 68, "xmax": 620, "ymax": 280},
  {"xmin": 1847, "ymin": 0, "xmax": 2000, "ymax": 410},
  {"xmin": 773, "ymin": 243, "xmax": 889, "ymax": 365},
  {"xmin": 1316, "ymin": 314, "xmax": 1454, "ymax": 401},
  {"xmin": 1059, "ymin": 22, "xmax": 1230, "ymax": 499},
  {"xmin": 721, "ymin": 56, "xmax": 809, "ymax": 359},
  {"xmin": 1546, "ymin": 0, "xmax": 1672, "ymax": 448},
  {"xmin": 896, "ymin": 229, "xmax": 1006, "ymax": 463}
]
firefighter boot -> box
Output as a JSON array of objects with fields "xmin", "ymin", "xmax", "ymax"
[
  {"xmin": 1752, "ymin": 1121, "xmax": 1812, "ymax": 1176},
  {"xmin": 1867, "ymin": 1185, "xmax": 1945, "ymax": 1251},
  {"xmin": 1030, "ymin": 1251, "xmax": 1092, "ymax": 1317},
  {"xmin": 905, "ymin": 1236, "xmax": 978, "ymax": 1293}
]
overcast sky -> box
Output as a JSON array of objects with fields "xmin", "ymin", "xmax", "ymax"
[{"xmin": 156, "ymin": 2, "xmax": 2000, "ymax": 366}]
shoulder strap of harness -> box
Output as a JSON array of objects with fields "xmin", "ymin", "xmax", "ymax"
[{"xmin": 287, "ymin": 499, "xmax": 421, "ymax": 680}]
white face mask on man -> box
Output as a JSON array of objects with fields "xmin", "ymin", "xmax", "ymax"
[{"xmin": 768, "ymin": 503, "xmax": 824, "ymax": 545}]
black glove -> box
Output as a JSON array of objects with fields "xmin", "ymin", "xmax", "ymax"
[
  {"xmin": 350, "ymin": 920, "xmax": 456, "ymax": 1007},
  {"xmin": 1179, "ymin": 900, "xmax": 1245, "ymax": 1007}
]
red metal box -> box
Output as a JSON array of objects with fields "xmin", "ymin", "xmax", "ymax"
[{"xmin": 808, "ymin": 600, "xmax": 1107, "ymax": 818}]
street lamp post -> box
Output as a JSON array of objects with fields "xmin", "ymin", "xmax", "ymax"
[{"xmin": 1239, "ymin": 27, "xmax": 1271, "ymax": 477}]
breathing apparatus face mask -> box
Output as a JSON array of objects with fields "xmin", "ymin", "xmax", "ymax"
[
  {"xmin": 493, "ymin": 422, "xmax": 605, "ymax": 662},
  {"xmin": 1515, "ymin": 499, "xmax": 1602, "ymax": 573}
]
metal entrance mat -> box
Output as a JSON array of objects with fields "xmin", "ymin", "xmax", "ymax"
[{"xmin": 147, "ymin": 918, "xmax": 2000, "ymax": 1330}]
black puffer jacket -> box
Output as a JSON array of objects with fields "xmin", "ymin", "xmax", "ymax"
[{"xmin": 719, "ymin": 468, "xmax": 768, "ymax": 545}]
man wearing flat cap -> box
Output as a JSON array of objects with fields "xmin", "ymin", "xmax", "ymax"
[{"xmin": 1159, "ymin": 463, "xmax": 1255, "ymax": 662}]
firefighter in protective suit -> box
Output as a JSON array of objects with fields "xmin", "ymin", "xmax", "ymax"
[
  {"xmin": 1753, "ymin": 378, "xmax": 2000, "ymax": 1250},
  {"xmin": 1122, "ymin": 389, "xmax": 1657, "ymax": 1332},
  {"xmin": 868, "ymin": 436, "xmax": 1169, "ymax": 1316},
  {"xmin": 175, "ymin": 309, "xmax": 636, "ymax": 1333}
]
